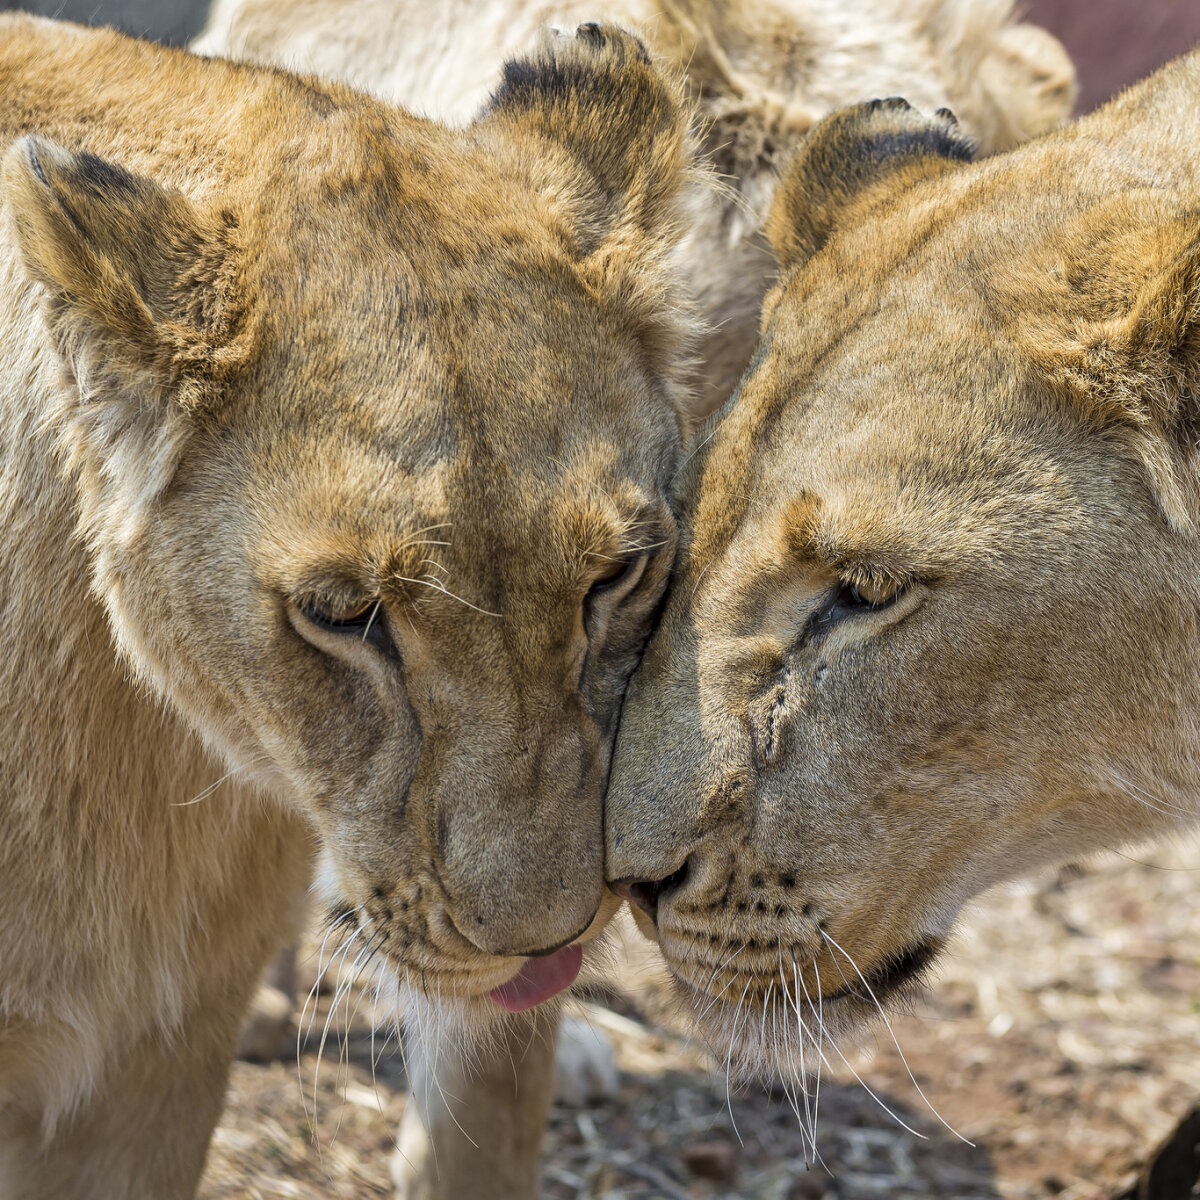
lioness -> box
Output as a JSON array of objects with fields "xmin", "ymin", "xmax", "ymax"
[
  {"xmin": 606, "ymin": 51, "xmax": 1200, "ymax": 1098},
  {"xmin": 0, "ymin": 15, "xmax": 700, "ymax": 1197},
  {"xmin": 195, "ymin": 0, "xmax": 1076, "ymax": 416}
]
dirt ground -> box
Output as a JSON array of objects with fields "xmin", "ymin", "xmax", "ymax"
[{"xmin": 199, "ymin": 840, "xmax": 1200, "ymax": 1200}]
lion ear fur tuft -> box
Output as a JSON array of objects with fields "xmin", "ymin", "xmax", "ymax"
[
  {"xmin": 3, "ymin": 135, "xmax": 255, "ymax": 534},
  {"xmin": 766, "ymin": 97, "xmax": 975, "ymax": 272},
  {"xmin": 1013, "ymin": 199, "xmax": 1200, "ymax": 533},
  {"xmin": 482, "ymin": 22, "xmax": 696, "ymax": 254}
]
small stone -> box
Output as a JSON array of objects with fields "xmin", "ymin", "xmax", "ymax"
[
  {"xmin": 790, "ymin": 1175, "xmax": 833, "ymax": 1199},
  {"xmin": 682, "ymin": 1139, "xmax": 737, "ymax": 1182}
]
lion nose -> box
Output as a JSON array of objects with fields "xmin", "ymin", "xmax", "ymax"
[
  {"xmin": 610, "ymin": 859, "xmax": 690, "ymax": 923},
  {"xmin": 457, "ymin": 909, "xmax": 598, "ymax": 960}
]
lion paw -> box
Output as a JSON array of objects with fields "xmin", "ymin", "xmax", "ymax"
[
  {"xmin": 554, "ymin": 1015, "xmax": 619, "ymax": 1106},
  {"xmin": 234, "ymin": 982, "xmax": 295, "ymax": 1063}
]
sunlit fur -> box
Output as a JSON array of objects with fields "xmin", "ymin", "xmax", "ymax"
[
  {"xmin": 608, "ymin": 58, "xmax": 1200, "ymax": 1144},
  {"xmin": 0, "ymin": 14, "xmax": 701, "ymax": 1196},
  {"xmin": 195, "ymin": 0, "xmax": 1075, "ymax": 416}
]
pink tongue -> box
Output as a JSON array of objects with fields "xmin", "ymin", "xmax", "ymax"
[{"xmin": 488, "ymin": 943, "xmax": 583, "ymax": 1012}]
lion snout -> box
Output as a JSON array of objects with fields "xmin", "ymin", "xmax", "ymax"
[
  {"xmin": 434, "ymin": 783, "xmax": 607, "ymax": 959},
  {"xmin": 442, "ymin": 854, "xmax": 605, "ymax": 960}
]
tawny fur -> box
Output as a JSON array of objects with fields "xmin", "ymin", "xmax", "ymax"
[
  {"xmin": 606, "ymin": 55, "xmax": 1200, "ymax": 1098},
  {"xmin": 0, "ymin": 15, "xmax": 701, "ymax": 1197},
  {"xmin": 194, "ymin": 0, "xmax": 1076, "ymax": 415}
]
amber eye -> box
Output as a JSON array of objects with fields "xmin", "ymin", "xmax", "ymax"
[
  {"xmin": 298, "ymin": 597, "xmax": 389, "ymax": 649},
  {"xmin": 806, "ymin": 578, "xmax": 900, "ymax": 643}
]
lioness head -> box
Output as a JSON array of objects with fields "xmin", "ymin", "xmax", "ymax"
[
  {"xmin": 5, "ymin": 21, "xmax": 696, "ymax": 1020},
  {"xmin": 606, "ymin": 70, "xmax": 1200, "ymax": 1074}
]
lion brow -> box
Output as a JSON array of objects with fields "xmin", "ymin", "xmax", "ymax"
[
  {"xmin": 784, "ymin": 495, "xmax": 922, "ymax": 587},
  {"xmin": 801, "ymin": 536, "xmax": 922, "ymax": 590}
]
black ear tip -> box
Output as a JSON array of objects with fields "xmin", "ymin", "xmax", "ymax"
[
  {"xmin": 72, "ymin": 150, "xmax": 140, "ymax": 197},
  {"xmin": 574, "ymin": 21, "xmax": 650, "ymax": 64},
  {"xmin": 488, "ymin": 20, "xmax": 657, "ymax": 113},
  {"xmin": 768, "ymin": 94, "xmax": 977, "ymax": 271},
  {"xmin": 853, "ymin": 96, "xmax": 975, "ymax": 163},
  {"xmin": 9, "ymin": 137, "xmax": 142, "ymax": 199}
]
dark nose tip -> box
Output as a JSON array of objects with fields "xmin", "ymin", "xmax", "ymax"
[{"xmin": 610, "ymin": 859, "xmax": 689, "ymax": 923}]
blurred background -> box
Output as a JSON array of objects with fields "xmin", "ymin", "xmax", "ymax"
[
  {"xmin": 4, "ymin": 0, "xmax": 207, "ymax": 46},
  {"xmin": 2, "ymin": 0, "xmax": 1200, "ymax": 112}
]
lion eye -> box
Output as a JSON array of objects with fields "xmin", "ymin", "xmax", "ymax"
[
  {"xmin": 840, "ymin": 579, "xmax": 896, "ymax": 610},
  {"xmin": 590, "ymin": 556, "xmax": 641, "ymax": 593},
  {"xmin": 583, "ymin": 553, "xmax": 651, "ymax": 637},
  {"xmin": 806, "ymin": 578, "xmax": 899, "ymax": 642},
  {"xmin": 299, "ymin": 597, "xmax": 389, "ymax": 648}
]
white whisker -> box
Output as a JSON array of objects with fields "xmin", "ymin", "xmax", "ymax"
[
  {"xmin": 820, "ymin": 930, "xmax": 971, "ymax": 1146},
  {"xmin": 360, "ymin": 599, "xmax": 382, "ymax": 643},
  {"xmin": 395, "ymin": 575, "xmax": 501, "ymax": 618},
  {"xmin": 782, "ymin": 950, "xmax": 815, "ymax": 1156}
]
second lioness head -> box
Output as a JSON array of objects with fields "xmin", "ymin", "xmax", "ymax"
[{"xmin": 607, "ymin": 73, "xmax": 1200, "ymax": 1073}]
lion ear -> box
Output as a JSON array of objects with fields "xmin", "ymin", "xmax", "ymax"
[
  {"xmin": 482, "ymin": 24, "xmax": 699, "ymax": 421},
  {"xmin": 3, "ymin": 135, "xmax": 243, "ymax": 408},
  {"xmin": 482, "ymin": 23, "xmax": 695, "ymax": 251},
  {"xmin": 766, "ymin": 98, "xmax": 975, "ymax": 272},
  {"xmin": 1017, "ymin": 206, "xmax": 1200, "ymax": 532},
  {"xmin": 4, "ymin": 136, "xmax": 249, "ymax": 528}
]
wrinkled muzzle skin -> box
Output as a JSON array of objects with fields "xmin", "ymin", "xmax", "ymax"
[
  {"xmin": 4, "ymin": 18, "xmax": 694, "ymax": 1026},
  {"xmin": 606, "ymin": 74, "xmax": 1200, "ymax": 1080}
]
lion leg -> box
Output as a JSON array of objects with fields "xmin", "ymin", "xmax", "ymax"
[
  {"xmin": 1, "ymin": 812, "xmax": 311, "ymax": 1200},
  {"xmin": 235, "ymin": 938, "xmax": 299, "ymax": 1061},
  {"xmin": 236, "ymin": 891, "xmax": 310, "ymax": 1063},
  {"xmin": 3, "ymin": 991, "xmax": 248, "ymax": 1200},
  {"xmin": 392, "ymin": 1009, "xmax": 559, "ymax": 1200}
]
